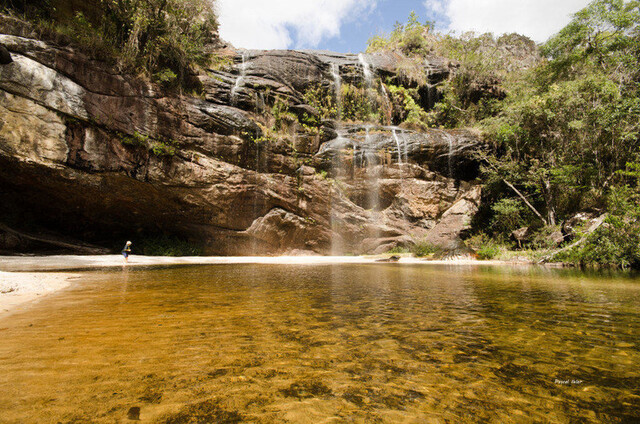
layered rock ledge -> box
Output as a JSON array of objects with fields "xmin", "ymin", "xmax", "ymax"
[{"xmin": 0, "ymin": 16, "xmax": 482, "ymax": 255}]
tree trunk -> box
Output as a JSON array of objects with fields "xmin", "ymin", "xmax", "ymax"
[
  {"xmin": 502, "ymin": 179, "xmax": 549, "ymax": 226},
  {"xmin": 478, "ymin": 155, "xmax": 549, "ymax": 226}
]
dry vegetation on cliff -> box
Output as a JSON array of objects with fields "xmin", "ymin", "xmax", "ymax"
[{"xmin": 1, "ymin": 0, "xmax": 219, "ymax": 88}]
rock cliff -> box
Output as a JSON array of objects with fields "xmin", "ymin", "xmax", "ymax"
[{"xmin": 0, "ymin": 16, "xmax": 482, "ymax": 255}]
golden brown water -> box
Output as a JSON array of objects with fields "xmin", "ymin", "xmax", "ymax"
[{"xmin": 0, "ymin": 264, "xmax": 639, "ymax": 423}]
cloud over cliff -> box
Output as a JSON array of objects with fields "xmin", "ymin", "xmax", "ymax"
[
  {"xmin": 426, "ymin": 0, "xmax": 591, "ymax": 42},
  {"xmin": 216, "ymin": 0, "xmax": 376, "ymax": 49}
]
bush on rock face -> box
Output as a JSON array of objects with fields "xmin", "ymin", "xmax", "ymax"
[{"xmin": 3, "ymin": 0, "xmax": 219, "ymax": 88}]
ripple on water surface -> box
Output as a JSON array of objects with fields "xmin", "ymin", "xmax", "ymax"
[{"xmin": 0, "ymin": 264, "xmax": 639, "ymax": 423}]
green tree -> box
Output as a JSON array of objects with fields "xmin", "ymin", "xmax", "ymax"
[{"xmin": 481, "ymin": 0, "xmax": 640, "ymax": 230}]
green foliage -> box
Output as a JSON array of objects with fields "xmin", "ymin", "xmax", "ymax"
[
  {"xmin": 340, "ymin": 83, "xmax": 380, "ymax": 123},
  {"xmin": 253, "ymin": 96, "xmax": 305, "ymax": 145},
  {"xmin": 5, "ymin": 0, "xmax": 219, "ymax": 88},
  {"xmin": 490, "ymin": 198, "xmax": 526, "ymax": 236},
  {"xmin": 303, "ymin": 85, "xmax": 337, "ymax": 119},
  {"xmin": 476, "ymin": 0, "xmax": 640, "ymax": 243},
  {"xmin": 271, "ymin": 97, "xmax": 297, "ymax": 132},
  {"xmin": 151, "ymin": 140, "xmax": 177, "ymax": 157},
  {"xmin": 208, "ymin": 54, "xmax": 234, "ymax": 72},
  {"xmin": 561, "ymin": 217, "xmax": 640, "ymax": 268},
  {"xmin": 387, "ymin": 84, "xmax": 431, "ymax": 129},
  {"xmin": 153, "ymin": 68, "xmax": 178, "ymax": 87},
  {"xmin": 542, "ymin": 0, "xmax": 640, "ymax": 84},
  {"xmin": 367, "ymin": 13, "xmax": 539, "ymax": 129},
  {"xmin": 367, "ymin": 11, "xmax": 435, "ymax": 57},
  {"xmin": 120, "ymin": 131, "xmax": 149, "ymax": 147},
  {"xmin": 386, "ymin": 246, "xmax": 410, "ymax": 254},
  {"xmin": 466, "ymin": 234, "xmax": 500, "ymax": 259},
  {"xmin": 138, "ymin": 234, "xmax": 203, "ymax": 256},
  {"xmin": 394, "ymin": 57, "xmax": 428, "ymax": 87},
  {"xmin": 366, "ymin": 1, "xmax": 640, "ymax": 269},
  {"xmin": 560, "ymin": 164, "xmax": 640, "ymax": 268},
  {"xmin": 120, "ymin": 131, "xmax": 177, "ymax": 157},
  {"xmin": 411, "ymin": 240, "xmax": 440, "ymax": 257},
  {"xmin": 529, "ymin": 225, "xmax": 564, "ymax": 250},
  {"xmin": 476, "ymin": 242, "xmax": 501, "ymax": 260}
]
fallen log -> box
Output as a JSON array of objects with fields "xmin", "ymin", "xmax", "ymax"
[{"xmin": 538, "ymin": 214, "xmax": 608, "ymax": 264}]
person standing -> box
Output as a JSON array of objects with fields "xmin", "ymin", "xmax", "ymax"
[{"xmin": 121, "ymin": 241, "xmax": 132, "ymax": 263}]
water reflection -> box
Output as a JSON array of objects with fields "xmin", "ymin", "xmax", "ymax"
[{"xmin": 0, "ymin": 264, "xmax": 639, "ymax": 423}]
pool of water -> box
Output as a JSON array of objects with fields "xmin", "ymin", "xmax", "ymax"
[{"xmin": 0, "ymin": 264, "xmax": 639, "ymax": 423}]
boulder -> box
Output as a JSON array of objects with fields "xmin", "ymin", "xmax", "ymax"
[
  {"xmin": 511, "ymin": 226, "xmax": 530, "ymax": 247},
  {"xmin": 562, "ymin": 212, "xmax": 600, "ymax": 240}
]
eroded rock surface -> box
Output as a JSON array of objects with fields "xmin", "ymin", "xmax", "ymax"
[{"xmin": 0, "ymin": 16, "xmax": 482, "ymax": 255}]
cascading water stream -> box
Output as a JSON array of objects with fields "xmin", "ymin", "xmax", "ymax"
[
  {"xmin": 252, "ymin": 140, "xmax": 261, "ymax": 254},
  {"xmin": 392, "ymin": 129, "xmax": 403, "ymax": 165},
  {"xmin": 380, "ymin": 81, "xmax": 392, "ymax": 124},
  {"xmin": 364, "ymin": 126, "xmax": 382, "ymax": 242},
  {"xmin": 330, "ymin": 63, "xmax": 342, "ymax": 118},
  {"xmin": 389, "ymin": 127, "xmax": 409, "ymax": 224},
  {"xmin": 438, "ymin": 130, "xmax": 455, "ymax": 179},
  {"xmin": 358, "ymin": 53, "xmax": 373, "ymax": 89},
  {"xmin": 231, "ymin": 51, "xmax": 248, "ymax": 105},
  {"xmin": 329, "ymin": 128, "xmax": 355, "ymax": 255}
]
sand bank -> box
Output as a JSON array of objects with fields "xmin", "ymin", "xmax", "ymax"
[
  {"xmin": 0, "ymin": 254, "xmax": 524, "ymax": 273},
  {"xmin": 0, "ymin": 271, "xmax": 79, "ymax": 317}
]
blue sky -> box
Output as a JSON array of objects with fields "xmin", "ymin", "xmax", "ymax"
[
  {"xmin": 216, "ymin": 0, "xmax": 592, "ymax": 52},
  {"xmin": 318, "ymin": 0, "xmax": 449, "ymax": 53}
]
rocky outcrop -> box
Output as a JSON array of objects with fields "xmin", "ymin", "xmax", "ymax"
[
  {"xmin": 0, "ymin": 16, "xmax": 482, "ymax": 255},
  {"xmin": 0, "ymin": 43, "xmax": 11, "ymax": 64}
]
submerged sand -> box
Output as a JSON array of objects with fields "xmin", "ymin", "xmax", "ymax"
[{"xmin": 0, "ymin": 254, "xmax": 528, "ymax": 317}]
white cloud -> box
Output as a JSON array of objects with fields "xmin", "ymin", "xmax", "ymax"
[
  {"xmin": 428, "ymin": 0, "xmax": 446, "ymax": 14},
  {"xmin": 426, "ymin": 0, "xmax": 592, "ymax": 42},
  {"xmin": 216, "ymin": 0, "xmax": 376, "ymax": 50}
]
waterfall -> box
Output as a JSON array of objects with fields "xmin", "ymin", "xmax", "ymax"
[
  {"xmin": 425, "ymin": 67, "xmax": 436, "ymax": 110},
  {"xmin": 438, "ymin": 130, "xmax": 455, "ymax": 178},
  {"xmin": 358, "ymin": 53, "xmax": 373, "ymax": 89},
  {"xmin": 364, "ymin": 126, "xmax": 380, "ymax": 214},
  {"xmin": 252, "ymin": 140, "xmax": 261, "ymax": 254},
  {"xmin": 380, "ymin": 81, "xmax": 392, "ymax": 124},
  {"xmin": 330, "ymin": 63, "xmax": 342, "ymax": 118},
  {"xmin": 426, "ymin": 83, "xmax": 434, "ymax": 110},
  {"xmin": 329, "ymin": 128, "xmax": 354, "ymax": 255},
  {"xmin": 231, "ymin": 51, "xmax": 248, "ymax": 105},
  {"xmin": 401, "ymin": 130, "xmax": 408, "ymax": 163},
  {"xmin": 392, "ymin": 129, "xmax": 403, "ymax": 165}
]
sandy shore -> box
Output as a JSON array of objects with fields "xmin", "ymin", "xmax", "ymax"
[
  {"xmin": 0, "ymin": 254, "xmax": 524, "ymax": 272},
  {"xmin": 0, "ymin": 254, "xmax": 530, "ymax": 317},
  {"xmin": 0, "ymin": 271, "xmax": 79, "ymax": 317}
]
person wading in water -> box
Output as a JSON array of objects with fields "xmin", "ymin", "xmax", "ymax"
[{"xmin": 122, "ymin": 241, "xmax": 132, "ymax": 263}]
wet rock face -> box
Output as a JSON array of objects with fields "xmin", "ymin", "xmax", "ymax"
[{"xmin": 0, "ymin": 16, "xmax": 482, "ymax": 255}]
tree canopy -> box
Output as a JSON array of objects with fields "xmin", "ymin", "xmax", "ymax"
[{"xmin": 368, "ymin": 1, "xmax": 640, "ymax": 267}]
